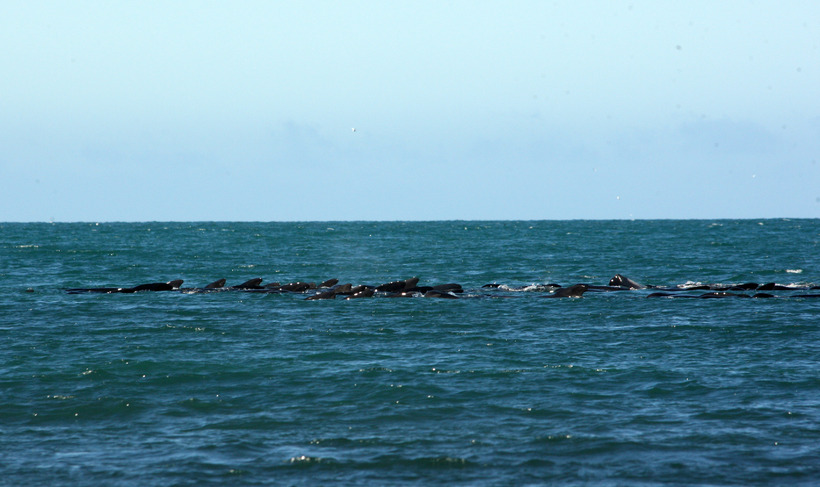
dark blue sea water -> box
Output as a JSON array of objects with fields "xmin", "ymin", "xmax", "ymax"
[{"xmin": 2, "ymin": 220, "xmax": 819, "ymax": 486}]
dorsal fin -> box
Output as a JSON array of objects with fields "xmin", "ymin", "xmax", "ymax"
[
  {"xmin": 548, "ymin": 284, "xmax": 588, "ymax": 298},
  {"xmin": 205, "ymin": 278, "xmax": 226, "ymax": 289},
  {"xmin": 232, "ymin": 278, "xmax": 263, "ymax": 289}
]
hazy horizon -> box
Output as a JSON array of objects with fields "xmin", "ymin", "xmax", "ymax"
[{"xmin": 3, "ymin": 1, "xmax": 818, "ymax": 222}]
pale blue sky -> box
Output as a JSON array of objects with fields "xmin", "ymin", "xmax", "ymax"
[{"xmin": 2, "ymin": 1, "xmax": 818, "ymax": 221}]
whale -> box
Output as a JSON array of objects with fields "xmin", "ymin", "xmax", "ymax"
[
  {"xmin": 543, "ymin": 284, "xmax": 588, "ymax": 298},
  {"xmin": 345, "ymin": 287, "xmax": 375, "ymax": 299},
  {"xmin": 376, "ymin": 277, "xmax": 420, "ymax": 293},
  {"xmin": 403, "ymin": 283, "xmax": 464, "ymax": 294},
  {"xmin": 65, "ymin": 279, "xmax": 184, "ymax": 294},
  {"xmin": 757, "ymin": 282, "xmax": 799, "ymax": 291},
  {"xmin": 729, "ymin": 282, "xmax": 760, "ymax": 291},
  {"xmin": 305, "ymin": 289, "xmax": 337, "ymax": 300},
  {"xmin": 319, "ymin": 278, "xmax": 339, "ymax": 288},
  {"xmin": 178, "ymin": 278, "xmax": 228, "ymax": 293},
  {"xmin": 347, "ymin": 284, "xmax": 373, "ymax": 294},
  {"xmin": 609, "ymin": 274, "xmax": 645, "ymax": 289},
  {"xmin": 230, "ymin": 278, "xmax": 265, "ymax": 290},
  {"xmin": 131, "ymin": 280, "xmax": 184, "ymax": 292},
  {"xmin": 204, "ymin": 278, "xmax": 226, "ymax": 289},
  {"xmin": 332, "ymin": 283, "xmax": 354, "ymax": 294},
  {"xmin": 278, "ymin": 282, "xmax": 314, "ymax": 292},
  {"xmin": 305, "ymin": 283, "xmax": 354, "ymax": 300},
  {"xmin": 432, "ymin": 283, "xmax": 464, "ymax": 293}
]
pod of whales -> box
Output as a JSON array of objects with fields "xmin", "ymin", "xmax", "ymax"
[{"xmin": 63, "ymin": 274, "xmax": 820, "ymax": 299}]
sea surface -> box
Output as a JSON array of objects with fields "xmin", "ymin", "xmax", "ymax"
[{"xmin": 2, "ymin": 219, "xmax": 819, "ymax": 486}]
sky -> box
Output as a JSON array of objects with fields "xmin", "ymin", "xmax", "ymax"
[{"xmin": 2, "ymin": 0, "xmax": 818, "ymax": 221}]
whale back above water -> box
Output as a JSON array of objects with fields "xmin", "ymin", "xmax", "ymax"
[
  {"xmin": 65, "ymin": 279, "xmax": 184, "ymax": 294},
  {"xmin": 231, "ymin": 278, "xmax": 264, "ymax": 290},
  {"xmin": 205, "ymin": 278, "xmax": 226, "ymax": 289},
  {"xmin": 545, "ymin": 284, "xmax": 589, "ymax": 298},
  {"xmin": 376, "ymin": 277, "xmax": 419, "ymax": 293},
  {"xmin": 609, "ymin": 274, "xmax": 644, "ymax": 289}
]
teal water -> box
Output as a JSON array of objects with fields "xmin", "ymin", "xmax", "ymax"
[{"xmin": 2, "ymin": 220, "xmax": 819, "ymax": 486}]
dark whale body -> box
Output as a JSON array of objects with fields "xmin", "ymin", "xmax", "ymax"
[
  {"xmin": 278, "ymin": 282, "xmax": 314, "ymax": 292},
  {"xmin": 346, "ymin": 287, "xmax": 375, "ymax": 299},
  {"xmin": 230, "ymin": 278, "xmax": 264, "ymax": 290},
  {"xmin": 376, "ymin": 277, "xmax": 420, "ymax": 293},
  {"xmin": 433, "ymin": 283, "xmax": 463, "ymax": 293},
  {"xmin": 305, "ymin": 283, "xmax": 355, "ymax": 300},
  {"xmin": 305, "ymin": 289, "xmax": 337, "ymax": 300},
  {"xmin": 205, "ymin": 278, "xmax": 226, "ymax": 289},
  {"xmin": 609, "ymin": 274, "xmax": 644, "ymax": 289},
  {"xmin": 179, "ymin": 278, "xmax": 227, "ymax": 293},
  {"xmin": 65, "ymin": 279, "xmax": 184, "ymax": 294},
  {"xmin": 544, "ymin": 284, "xmax": 588, "ymax": 298}
]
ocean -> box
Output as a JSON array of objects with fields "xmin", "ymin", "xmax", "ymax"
[{"xmin": 2, "ymin": 219, "xmax": 819, "ymax": 486}]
